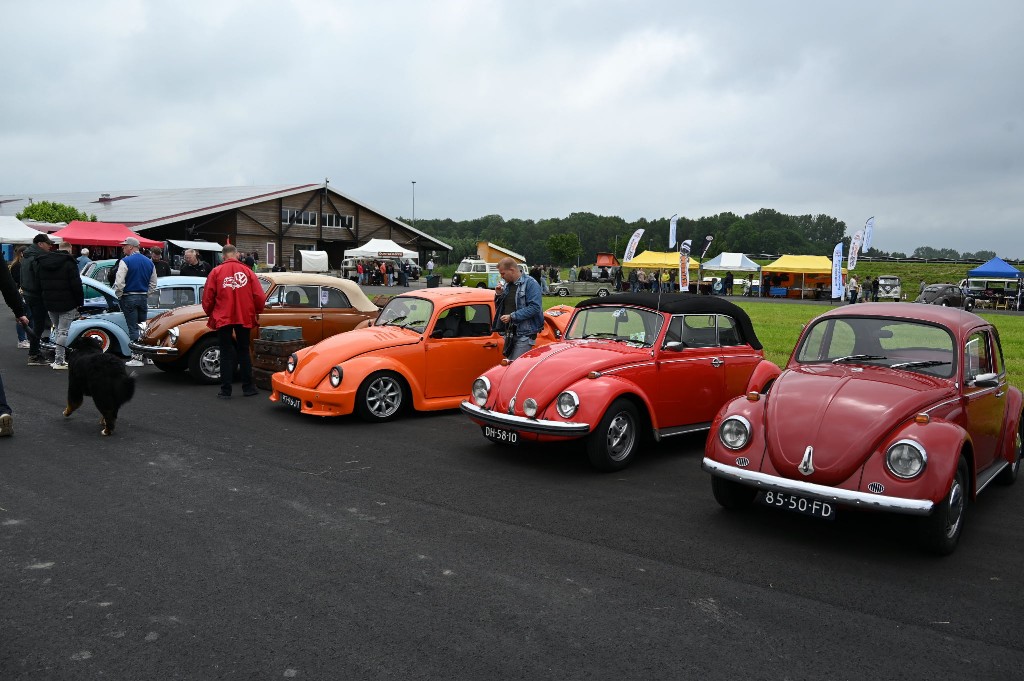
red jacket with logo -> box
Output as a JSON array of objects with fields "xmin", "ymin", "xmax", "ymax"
[{"xmin": 202, "ymin": 259, "xmax": 266, "ymax": 329}]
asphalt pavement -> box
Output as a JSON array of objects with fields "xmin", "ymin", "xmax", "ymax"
[{"xmin": 2, "ymin": 335, "xmax": 1023, "ymax": 679}]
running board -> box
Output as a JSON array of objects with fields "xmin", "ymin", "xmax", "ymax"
[
  {"xmin": 654, "ymin": 422, "xmax": 712, "ymax": 441},
  {"xmin": 976, "ymin": 460, "xmax": 1009, "ymax": 495}
]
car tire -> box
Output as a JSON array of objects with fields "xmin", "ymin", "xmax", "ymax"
[
  {"xmin": 597, "ymin": 288, "xmax": 610, "ymax": 297},
  {"xmin": 919, "ymin": 456, "xmax": 968, "ymax": 555},
  {"xmin": 711, "ymin": 476, "xmax": 756, "ymax": 510},
  {"xmin": 80, "ymin": 327, "xmax": 116, "ymax": 354},
  {"xmin": 942, "ymin": 300, "xmax": 950, "ymax": 307},
  {"xmin": 557, "ymin": 288, "xmax": 569, "ymax": 297},
  {"xmin": 964, "ymin": 298, "xmax": 975, "ymax": 312},
  {"xmin": 188, "ymin": 335, "xmax": 222, "ymax": 384},
  {"xmin": 476, "ymin": 282, "xmax": 487, "ymax": 289},
  {"xmin": 355, "ymin": 371, "xmax": 406, "ymax": 422},
  {"xmin": 586, "ymin": 398, "xmax": 639, "ymax": 472},
  {"xmin": 996, "ymin": 422, "xmax": 1022, "ymax": 485}
]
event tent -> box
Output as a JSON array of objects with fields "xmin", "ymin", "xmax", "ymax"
[
  {"xmin": 623, "ymin": 250, "xmax": 698, "ymax": 269},
  {"xmin": 51, "ymin": 221, "xmax": 163, "ymax": 248},
  {"xmin": 343, "ymin": 238, "xmax": 418, "ymax": 260},
  {"xmin": 762, "ymin": 255, "xmax": 846, "ymax": 299},
  {"xmin": 0, "ymin": 216, "xmax": 62, "ymax": 244},
  {"xmin": 702, "ymin": 252, "xmax": 761, "ymax": 272},
  {"xmin": 966, "ymin": 257, "xmax": 1022, "ymax": 279}
]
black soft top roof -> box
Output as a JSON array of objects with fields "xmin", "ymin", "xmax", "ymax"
[{"xmin": 575, "ymin": 292, "xmax": 763, "ymax": 350}]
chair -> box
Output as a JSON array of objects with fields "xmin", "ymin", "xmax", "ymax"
[{"xmin": 994, "ymin": 297, "xmax": 1009, "ymax": 310}]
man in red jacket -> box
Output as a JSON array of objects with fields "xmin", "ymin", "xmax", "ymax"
[{"xmin": 202, "ymin": 245, "xmax": 266, "ymax": 399}]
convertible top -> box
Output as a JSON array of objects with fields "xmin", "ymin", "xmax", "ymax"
[{"xmin": 576, "ymin": 292, "xmax": 763, "ymax": 350}]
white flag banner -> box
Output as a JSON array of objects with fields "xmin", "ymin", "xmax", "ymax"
[
  {"xmin": 679, "ymin": 239, "xmax": 692, "ymax": 291},
  {"xmin": 623, "ymin": 228, "xmax": 645, "ymax": 263},
  {"xmin": 848, "ymin": 229, "xmax": 864, "ymax": 270},
  {"xmin": 832, "ymin": 242, "xmax": 845, "ymax": 299},
  {"xmin": 668, "ymin": 214, "xmax": 678, "ymax": 249},
  {"xmin": 862, "ymin": 216, "xmax": 875, "ymax": 251}
]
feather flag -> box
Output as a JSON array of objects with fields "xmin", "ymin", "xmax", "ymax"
[
  {"xmin": 848, "ymin": 229, "xmax": 864, "ymax": 270},
  {"xmin": 862, "ymin": 216, "xmax": 875, "ymax": 252},
  {"xmin": 832, "ymin": 242, "xmax": 845, "ymax": 299},
  {"xmin": 623, "ymin": 228, "xmax": 645, "ymax": 263},
  {"xmin": 678, "ymin": 239, "xmax": 691, "ymax": 291},
  {"xmin": 668, "ymin": 214, "xmax": 678, "ymax": 249}
]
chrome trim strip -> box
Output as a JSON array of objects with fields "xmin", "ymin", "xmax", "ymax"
[
  {"xmin": 976, "ymin": 460, "xmax": 1009, "ymax": 494},
  {"xmin": 461, "ymin": 401, "xmax": 590, "ymax": 435},
  {"xmin": 657, "ymin": 422, "xmax": 712, "ymax": 439},
  {"xmin": 129, "ymin": 341, "xmax": 179, "ymax": 356},
  {"xmin": 702, "ymin": 458, "xmax": 935, "ymax": 515}
]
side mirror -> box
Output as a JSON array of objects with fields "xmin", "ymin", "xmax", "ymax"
[
  {"xmin": 973, "ymin": 372, "xmax": 999, "ymax": 388},
  {"xmin": 663, "ymin": 341, "xmax": 685, "ymax": 351}
]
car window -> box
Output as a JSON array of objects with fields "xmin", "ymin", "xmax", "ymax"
[
  {"xmin": 149, "ymin": 286, "xmax": 198, "ymax": 308},
  {"xmin": 456, "ymin": 262, "xmax": 473, "ymax": 273},
  {"xmin": 434, "ymin": 304, "xmax": 492, "ymax": 338},
  {"xmin": 964, "ymin": 332, "xmax": 993, "ymax": 382},
  {"xmin": 272, "ymin": 285, "xmax": 318, "ymax": 308},
  {"xmin": 567, "ymin": 306, "xmax": 664, "ymax": 346},
  {"xmin": 798, "ymin": 317, "xmax": 955, "ymax": 377},
  {"xmin": 83, "ymin": 284, "xmax": 107, "ymax": 300},
  {"xmin": 718, "ymin": 316, "xmax": 742, "ymax": 346},
  {"xmin": 321, "ymin": 287, "xmax": 351, "ymax": 309},
  {"xmin": 473, "ymin": 264, "xmax": 486, "ymax": 273},
  {"xmin": 257, "ymin": 277, "xmax": 273, "ymax": 293}
]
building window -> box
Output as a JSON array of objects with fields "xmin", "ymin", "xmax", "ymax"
[
  {"xmin": 322, "ymin": 213, "xmax": 353, "ymax": 228},
  {"xmin": 281, "ymin": 209, "xmax": 318, "ymax": 226}
]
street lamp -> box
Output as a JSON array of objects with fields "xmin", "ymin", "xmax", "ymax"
[{"xmin": 411, "ymin": 181, "xmax": 416, "ymax": 228}]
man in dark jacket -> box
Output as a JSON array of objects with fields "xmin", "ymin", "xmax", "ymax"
[
  {"xmin": 178, "ymin": 249, "xmax": 211, "ymax": 278},
  {"xmin": 36, "ymin": 242, "xmax": 84, "ymax": 369},
  {"xmin": 1, "ymin": 249, "xmax": 31, "ymax": 435},
  {"xmin": 21, "ymin": 233, "xmax": 53, "ymax": 365},
  {"xmin": 150, "ymin": 248, "xmax": 172, "ymax": 277}
]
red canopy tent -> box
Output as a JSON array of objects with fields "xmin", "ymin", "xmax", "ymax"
[{"xmin": 50, "ymin": 221, "xmax": 163, "ymax": 248}]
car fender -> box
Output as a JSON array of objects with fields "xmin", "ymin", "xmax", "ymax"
[
  {"xmin": 859, "ymin": 419, "xmax": 971, "ymax": 502},
  {"xmin": 332, "ymin": 355, "xmax": 426, "ymax": 408},
  {"xmin": 745, "ymin": 361, "xmax": 782, "ymax": 394},
  {"xmin": 545, "ymin": 375, "xmax": 658, "ymax": 431},
  {"xmin": 705, "ymin": 395, "xmax": 768, "ymax": 461},
  {"xmin": 68, "ymin": 318, "xmax": 132, "ymax": 356},
  {"xmin": 999, "ymin": 385, "xmax": 1024, "ymax": 464}
]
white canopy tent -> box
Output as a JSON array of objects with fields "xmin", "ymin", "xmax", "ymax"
[
  {"xmin": 701, "ymin": 252, "xmax": 761, "ymax": 272},
  {"xmin": 0, "ymin": 216, "xmax": 62, "ymax": 244},
  {"xmin": 298, "ymin": 250, "xmax": 330, "ymax": 272},
  {"xmin": 167, "ymin": 239, "xmax": 223, "ymax": 252},
  {"xmin": 343, "ymin": 238, "xmax": 418, "ymax": 260}
]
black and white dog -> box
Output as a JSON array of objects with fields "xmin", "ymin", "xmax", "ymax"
[{"xmin": 63, "ymin": 336, "xmax": 136, "ymax": 436}]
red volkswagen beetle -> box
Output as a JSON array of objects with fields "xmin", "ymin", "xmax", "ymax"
[
  {"xmin": 703, "ymin": 303, "xmax": 1022, "ymax": 554},
  {"xmin": 461, "ymin": 294, "xmax": 774, "ymax": 471}
]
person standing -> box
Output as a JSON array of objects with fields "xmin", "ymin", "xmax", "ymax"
[
  {"xmin": 37, "ymin": 242, "xmax": 84, "ymax": 369},
  {"xmin": 21, "ymin": 233, "xmax": 53, "ymax": 366},
  {"xmin": 178, "ymin": 249, "xmax": 211, "ymax": 278},
  {"xmin": 848, "ymin": 275, "xmax": 860, "ymax": 304},
  {"xmin": 493, "ymin": 257, "xmax": 543, "ymax": 361},
  {"xmin": 724, "ymin": 271, "xmax": 735, "ymax": 296},
  {"xmin": 202, "ymin": 245, "xmax": 266, "ymax": 399},
  {"xmin": 114, "ymin": 237, "xmax": 157, "ymax": 367},
  {"xmin": 569, "ymin": 264, "xmax": 577, "ymax": 282},
  {"xmin": 76, "ymin": 247, "xmax": 92, "ymax": 272},
  {"xmin": 426, "ymin": 258, "xmax": 435, "ymax": 277},
  {"xmin": 150, "ymin": 248, "xmax": 172, "ymax": 277},
  {"xmin": 1, "ymin": 249, "xmax": 31, "ymax": 436},
  {"xmin": 871, "ymin": 276, "xmax": 880, "ymax": 302},
  {"xmin": 9, "ymin": 246, "xmax": 31, "ymax": 348}
]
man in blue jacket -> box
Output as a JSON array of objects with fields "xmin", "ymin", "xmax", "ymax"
[
  {"xmin": 113, "ymin": 237, "xmax": 157, "ymax": 366},
  {"xmin": 493, "ymin": 258, "xmax": 543, "ymax": 361}
]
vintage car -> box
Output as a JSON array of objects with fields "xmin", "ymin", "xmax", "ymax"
[
  {"xmin": 876, "ymin": 275, "xmax": 902, "ymax": 301},
  {"xmin": 550, "ymin": 279, "xmax": 616, "ymax": 298},
  {"xmin": 914, "ymin": 283, "xmax": 975, "ymax": 311},
  {"xmin": 451, "ymin": 259, "xmax": 529, "ymax": 289},
  {"xmin": 81, "ymin": 258, "xmax": 117, "ymax": 285},
  {"xmin": 461, "ymin": 293, "xmax": 770, "ymax": 471},
  {"xmin": 130, "ymin": 273, "xmax": 380, "ymax": 383},
  {"xmin": 703, "ymin": 303, "xmax": 1022, "ymax": 555},
  {"xmin": 270, "ymin": 287, "xmax": 574, "ymax": 420},
  {"xmin": 42, "ymin": 276, "xmax": 207, "ymax": 357}
]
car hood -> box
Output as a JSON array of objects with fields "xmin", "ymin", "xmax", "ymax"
[
  {"xmin": 492, "ymin": 340, "xmax": 650, "ymax": 412},
  {"xmin": 764, "ymin": 364, "xmax": 955, "ymax": 484},
  {"xmin": 138, "ymin": 304, "xmax": 206, "ymax": 343},
  {"xmin": 291, "ymin": 326, "xmax": 421, "ymax": 384}
]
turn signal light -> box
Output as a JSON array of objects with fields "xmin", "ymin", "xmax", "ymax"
[
  {"xmin": 500, "ymin": 358, "xmax": 511, "ymax": 366},
  {"xmin": 746, "ymin": 391, "xmax": 761, "ymax": 402},
  {"xmin": 587, "ymin": 371, "xmax": 602, "ymax": 379},
  {"xmin": 914, "ymin": 413, "xmax": 930, "ymax": 424}
]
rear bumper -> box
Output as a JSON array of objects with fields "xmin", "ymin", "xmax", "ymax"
[
  {"xmin": 460, "ymin": 401, "xmax": 590, "ymax": 436},
  {"xmin": 702, "ymin": 458, "xmax": 934, "ymax": 515}
]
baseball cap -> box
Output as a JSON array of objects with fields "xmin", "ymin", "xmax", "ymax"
[
  {"xmin": 32, "ymin": 233, "xmax": 53, "ymax": 245},
  {"xmin": 120, "ymin": 237, "xmax": 141, "ymax": 247}
]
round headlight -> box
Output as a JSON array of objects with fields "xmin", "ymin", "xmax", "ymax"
[
  {"xmin": 719, "ymin": 416, "xmax": 751, "ymax": 450},
  {"xmin": 556, "ymin": 391, "xmax": 579, "ymax": 418},
  {"xmin": 287, "ymin": 353, "xmax": 298, "ymax": 373},
  {"xmin": 329, "ymin": 366, "xmax": 343, "ymax": 387},
  {"xmin": 523, "ymin": 398, "xmax": 538, "ymax": 418},
  {"xmin": 472, "ymin": 377, "xmax": 490, "ymax": 406},
  {"xmin": 167, "ymin": 325, "xmax": 179, "ymax": 344},
  {"xmin": 886, "ymin": 440, "xmax": 927, "ymax": 479}
]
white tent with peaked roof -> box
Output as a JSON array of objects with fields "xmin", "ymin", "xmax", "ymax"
[
  {"xmin": 0, "ymin": 216, "xmax": 62, "ymax": 244},
  {"xmin": 343, "ymin": 238, "xmax": 418, "ymax": 260},
  {"xmin": 702, "ymin": 252, "xmax": 761, "ymax": 272}
]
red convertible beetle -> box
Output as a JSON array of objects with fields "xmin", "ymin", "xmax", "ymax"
[
  {"xmin": 461, "ymin": 293, "xmax": 773, "ymax": 471},
  {"xmin": 703, "ymin": 303, "xmax": 1023, "ymax": 555}
]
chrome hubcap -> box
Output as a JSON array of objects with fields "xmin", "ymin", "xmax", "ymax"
[
  {"xmin": 201, "ymin": 347, "xmax": 221, "ymax": 379},
  {"xmin": 945, "ymin": 476, "xmax": 964, "ymax": 539},
  {"xmin": 606, "ymin": 412, "xmax": 636, "ymax": 462},
  {"xmin": 84, "ymin": 330, "xmax": 110, "ymax": 352},
  {"xmin": 366, "ymin": 377, "xmax": 401, "ymax": 418}
]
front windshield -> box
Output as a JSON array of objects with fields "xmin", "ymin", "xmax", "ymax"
[
  {"xmin": 566, "ymin": 306, "xmax": 665, "ymax": 347},
  {"xmin": 456, "ymin": 261, "xmax": 474, "ymax": 273},
  {"xmin": 375, "ymin": 297, "xmax": 434, "ymax": 332},
  {"xmin": 797, "ymin": 317, "xmax": 956, "ymax": 378}
]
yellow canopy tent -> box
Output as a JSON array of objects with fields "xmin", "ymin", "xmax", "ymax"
[
  {"xmin": 762, "ymin": 255, "xmax": 847, "ymax": 299},
  {"xmin": 623, "ymin": 250, "xmax": 698, "ymax": 269}
]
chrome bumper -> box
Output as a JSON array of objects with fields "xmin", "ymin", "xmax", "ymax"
[
  {"xmin": 702, "ymin": 458, "xmax": 934, "ymax": 516},
  {"xmin": 129, "ymin": 341, "xmax": 179, "ymax": 357},
  {"xmin": 460, "ymin": 401, "xmax": 590, "ymax": 436}
]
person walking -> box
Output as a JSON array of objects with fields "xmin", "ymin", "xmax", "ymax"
[
  {"xmin": 21, "ymin": 233, "xmax": 53, "ymax": 366},
  {"xmin": 113, "ymin": 237, "xmax": 157, "ymax": 366},
  {"xmin": 37, "ymin": 242, "xmax": 84, "ymax": 369},
  {"xmin": 150, "ymin": 248, "xmax": 172, "ymax": 277},
  {"xmin": 178, "ymin": 249, "xmax": 211, "ymax": 278},
  {"xmin": 76, "ymin": 247, "xmax": 92, "ymax": 272},
  {"xmin": 848, "ymin": 275, "xmax": 860, "ymax": 304},
  {"xmin": 9, "ymin": 246, "xmax": 31, "ymax": 348},
  {"xmin": 1, "ymin": 249, "xmax": 31, "ymax": 436},
  {"xmin": 202, "ymin": 245, "xmax": 266, "ymax": 399},
  {"xmin": 493, "ymin": 257, "xmax": 543, "ymax": 361}
]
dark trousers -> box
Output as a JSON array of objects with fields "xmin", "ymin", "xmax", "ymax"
[
  {"xmin": 217, "ymin": 325, "xmax": 253, "ymax": 394},
  {"xmin": 0, "ymin": 371, "xmax": 10, "ymax": 415},
  {"xmin": 23, "ymin": 294, "xmax": 50, "ymax": 357}
]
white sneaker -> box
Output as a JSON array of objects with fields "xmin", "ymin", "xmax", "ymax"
[
  {"xmin": 50, "ymin": 361, "xmax": 69, "ymax": 370},
  {"xmin": 126, "ymin": 358, "xmax": 145, "ymax": 367},
  {"xmin": 0, "ymin": 413, "xmax": 12, "ymax": 437},
  {"xmin": 17, "ymin": 340, "xmax": 30, "ymax": 349}
]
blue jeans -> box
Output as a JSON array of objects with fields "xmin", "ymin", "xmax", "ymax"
[
  {"xmin": 15, "ymin": 297, "xmax": 30, "ymax": 342},
  {"xmin": 120, "ymin": 294, "xmax": 148, "ymax": 341},
  {"xmin": 507, "ymin": 334, "xmax": 536, "ymax": 361}
]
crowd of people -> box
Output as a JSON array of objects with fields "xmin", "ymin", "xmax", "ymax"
[{"xmin": 354, "ymin": 259, "xmax": 414, "ymax": 287}]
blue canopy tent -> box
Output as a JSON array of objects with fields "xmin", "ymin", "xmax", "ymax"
[{"xmin": 966, "ymin": 257, "xmax": 1022, "ymax": 310}]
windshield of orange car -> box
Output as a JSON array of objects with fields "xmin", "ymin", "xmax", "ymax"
[
  {"xmin": 796, "ymin": 317, "xmax": 956, "ymax": 378},
  {"xmin": 376, "ymin": 297, "xmax": 434, "ymax": 332},
  {"xmin": 566, "ymin": 306, "xmax": 664, "ymax": 347}
]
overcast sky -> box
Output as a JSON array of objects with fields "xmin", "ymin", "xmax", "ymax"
[{"xmin": 3, "ymin": 0, "xmax": 1022, "ymax": 256}]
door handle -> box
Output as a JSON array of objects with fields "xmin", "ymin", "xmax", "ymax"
[
  {"xmin": 710, "ymin": 358, "xmax": 724, "ymax": 367},
  {"xmin": 483, "ymin": 342, "xmax": 498, "ymax": 348},
  {"xmin": 309, "ymin": 315, "xmax": 322, "ymax": 321}
]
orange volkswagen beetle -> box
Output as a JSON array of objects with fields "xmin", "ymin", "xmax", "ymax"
[{"xmin": 270, "ymin": 288, "xmax": 573, "ymax": 421}]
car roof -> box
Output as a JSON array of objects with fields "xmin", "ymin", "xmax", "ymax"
[
  {"xmin": 258, "ymin": 272, "xmax": 378, "ymax": 312},
  {"xmin": 393, "ymin": 287, "xmax": 497, "ymax": 304},
  {"xmin": 815, "ymin": 302, "xmax": 988, "ymax": 333}
]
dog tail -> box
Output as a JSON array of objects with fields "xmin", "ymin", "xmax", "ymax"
[{"xmin": 117, "ymin": 375, "xmax": 137, "ymax": 404}]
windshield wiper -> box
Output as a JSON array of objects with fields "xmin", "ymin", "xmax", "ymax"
[
  {"xmin": 582, "ymin": 332, "xmax": 627, "ymax": 342},
  {"xmin": 380, "ymin": 315, "xmax": 408, "ymax": 327},
  {"xmin": 890, "ymin": 360, "xmax": 951, "ymax": 369},
  {"xmin": 832, "ymin": 354, "xmax": 887, "ymax": 364}
]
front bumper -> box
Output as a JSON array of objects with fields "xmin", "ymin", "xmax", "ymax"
[
  {"xmin": 270, "ymin": 376, "xmax": 356, "ymax": 417},
  {"xmin": 460, "ymin": 401, "xmax": 590, "ymax": 436},
  {"xmin": 702, "ymin": 458, "xmax": 934, "ymax": 516},
  {"xmin": 129, "ymin": 341, "xmax": 179, "ymax": 357}
]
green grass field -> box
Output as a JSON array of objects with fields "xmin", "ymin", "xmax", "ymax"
[{"xmin": 545, "ymin": 297, "xmax": 1024, "ymax": 389}]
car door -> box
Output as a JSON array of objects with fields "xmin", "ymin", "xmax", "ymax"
[
  {"xmin": 655, "ymin": 314, "xmax": 726, "ymax": 427},
  {"xmin": 320, "ymin": 286, "xmax": 370, "ymax": 340},
  {"xmin": 258, "ymin": 284, "xmax": 323, "ymax": 343},
  {"xmin": 962, "ymin": 330, "xmax": 1006, "ymax": 470},
  {"xmin": 716, "ymin": 315, "xmax": 762, "ymax": 397},
  {"xmin": 424, "ymin": 303, "xmax": 503, "ymax": 399}
]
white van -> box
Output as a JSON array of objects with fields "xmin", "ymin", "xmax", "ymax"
[
  {"xmin": 876, "ymin": 275, "xmax": 902, "ymax": 301},
  {"xmin": 959, "ymin": 277, "xmax": 1020, "ymax": 297}
]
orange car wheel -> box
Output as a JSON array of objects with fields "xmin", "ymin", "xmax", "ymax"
[{"xmin": 355, "ymin": 371, "xmax": 406, "ymax": 422}]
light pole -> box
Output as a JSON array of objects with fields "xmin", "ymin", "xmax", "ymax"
[{"xmin": 411, "ymin": 181, "xmax": 416, "ymax": 228}]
